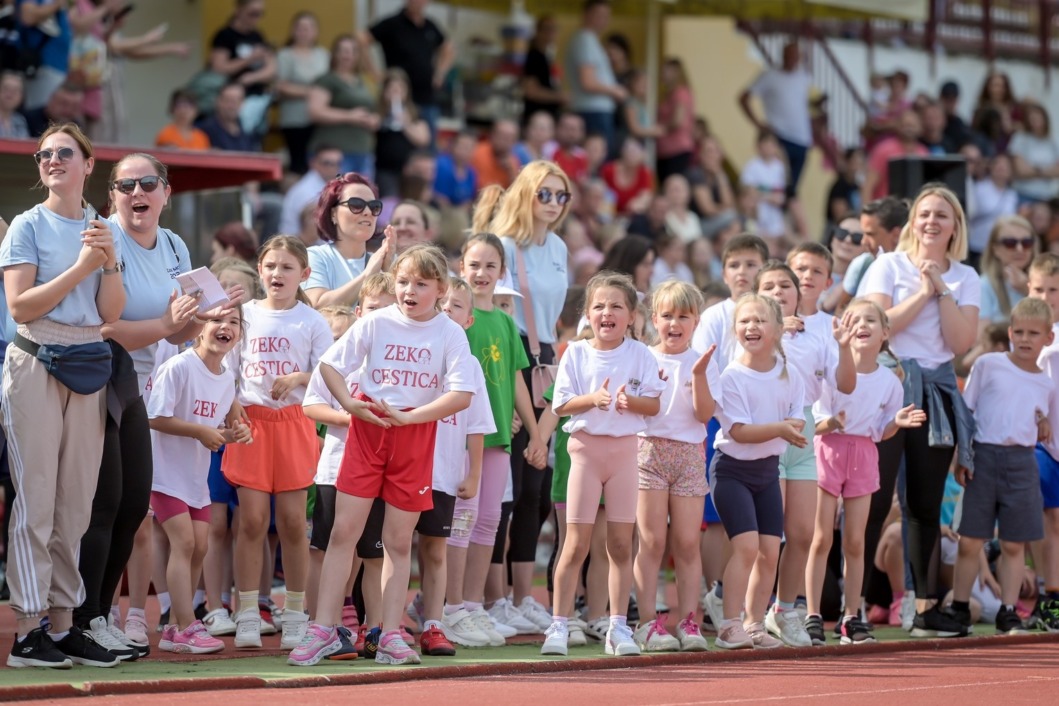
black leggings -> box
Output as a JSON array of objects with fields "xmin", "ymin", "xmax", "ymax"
[
  {"xmin": 862, "ymin": 433, "xmax": 903, "ymax": 600},
  {"xmin": 74, "ymin": 396, "xmax": 153, "ymax": 627}
]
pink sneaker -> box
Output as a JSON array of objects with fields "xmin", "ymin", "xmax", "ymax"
[
  {"xmin": 866, "ymin": 604, "xmax": 889, "ymax": 626},
  {"xmin": 161, "ymin": 621, "xmax": 224, "ymax": 654},
  {"xmin": 888, "ymin": 597, "xmax": 904, "ymax": 627},
  {"xmin": 287, "ymin": 623, "xmax": 340, "ymax": 667},
  {"xmin": 341, "ymin": 605, "xmax": 360, "ymax": 632},
  {"xmin": 375, "ymin": 629, "xmax": 421, "ymax": 665}
]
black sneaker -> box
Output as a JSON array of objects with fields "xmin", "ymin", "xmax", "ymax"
[
  {"xmin": 804, "ymin": 614, "xmax": 826, "ymax": 646},
  {"xmin": 85, "ymin": 616, "xmax": 139, "ymax": 662},
  {"xmin": 327, "ymin": 626, "xmax": 359, "ymax": 661},
  {"xmin": 156, "ymin": 608, "xmax": 169, "ymax": 633},
  {"xmin": 7, "ymin": 625, "xmax": 73, "ymax": 669},
  {"xmin": 626, "ymin": 595, "xmax": 639, "ymax": 624},
  {"xmin": 996, "ymin": 606, "xmax": 1029, "ymax": 635},
  {"xmin": 361, "ymin": 626, "xmax": 381, "ymax": 659},
  {"xmin": 833, "ymin": 611, "xmax": 874, "ymax": 637},
  {"xmin": 194, "ymin": 603, "xmax": 208, "ymax": 621},
  {"xmin": 54, "ymin": 626, "xmax": 121, "ymax": 667},
  {"xmin": 839, "ymin": 616, "xmax": 876, "ymax": 645},
  {"xmin": 1040, "ymin": 598, "xmax": 1059, "ymax": 632},
  {"xmin": 910, "ymin": 604, "xmax": 970, "ymax": 638}
]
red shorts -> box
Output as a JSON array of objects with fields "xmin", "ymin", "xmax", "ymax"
[
  {"xmin": 335, "ymin": 395, "xmax": 437, "ymax": 512},
  {"xmin": 222, "ymin": 404, "xmax": 318, "ymax": 493},
  {"xmin": 151, "ymin": 491, "xmax": 210, "ymax": 524},
  {"xmin": 814, "ymin": 433, "xmax": 880, "ymax": 499}
]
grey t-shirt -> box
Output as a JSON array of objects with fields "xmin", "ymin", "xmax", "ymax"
[{"xmin": 564, "ymin": 29, "xmax": 616, "ymax": 114}]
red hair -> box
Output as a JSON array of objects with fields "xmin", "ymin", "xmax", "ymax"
[
  {"xmin": 213, "ymin": 221, "xmax": 258, "ymax": 262},
  {"xmin": 315, "ymin": 172, "xmax": 379, "ymax": 242}
]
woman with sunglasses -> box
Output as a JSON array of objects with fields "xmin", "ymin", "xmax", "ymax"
[
  {"xmin": 305, "ymin": 172, "xmax": 394, "ymax": 308},
  {"xmin": 978, "ymin": 215, "xmax": 1040, "ymax": 328},
  {"xmin": 969, "ymin": 154, "xmax": 1019, "ymax": 269},
  {"xmin": 824, "ymin": 217, "xmax": 868, "ymax": 306},
  {"xmin": 2, "ymin": 124, "xmax": 126, "ymax": 669},
  {"xmin": 476, "ymin": 160, "xmax": 571, "ymax": 630}
]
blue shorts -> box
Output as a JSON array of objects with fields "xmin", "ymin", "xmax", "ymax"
[
  {"xmin": 703, "ymin": 418, "xmax": 721, "ymax": 526},
  {"xmin": 1035, "ymin": 443, "xmax": 1059, "ymax": 509},
  {"xmin": 208, "ymin": 447, "xmax": 238, "ymax": 506}
]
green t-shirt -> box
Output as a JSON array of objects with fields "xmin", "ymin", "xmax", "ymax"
[
  {"xmin": 543, "ymin": 383, "xmax": 572, "ymax": 504},
  {"xmin": 308, "ymin": 72, "xmax": 377, "ymax": 155},
  {"xmin": 467, "ymin": 307, "xmax": 530, "ymax": 452}
]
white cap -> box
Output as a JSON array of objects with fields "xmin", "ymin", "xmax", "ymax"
[{"xmin": 494, "ymin": 285, "xmax": 524, "ymax": 299}]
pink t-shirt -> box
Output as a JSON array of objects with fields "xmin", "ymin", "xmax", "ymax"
[
  {"xmin": 868, "ymin": 137, "xmax": 928, "ymax": 200},
  {"xmin": 656, "ymin": 86, "xmax": 695, "ymax": 159}
]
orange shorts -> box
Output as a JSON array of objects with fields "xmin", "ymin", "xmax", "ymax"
[
  {"xmin": 221, "ymin": 404, "xmax": 318, "ymax": 493},
  {"xmin": 335, "ymin": 394, "xmax": 437, "ymax": 512}
]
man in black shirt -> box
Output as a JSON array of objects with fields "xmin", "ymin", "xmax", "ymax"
[
  {"xmin": 520, "ymin": 15, "xmax": 563, "ymax": 126},
  {"xmin": 367, "ymin": 0, "xmax": 453, "ymax": 145}
]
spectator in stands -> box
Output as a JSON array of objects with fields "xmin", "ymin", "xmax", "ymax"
[
  {"xmin": 374, "ymin": 68, "xmax": 430, "ymax": 198},
  {"xmin": 565, "ymin": 0, "xmax": 626, "ymax": 158},
  {"xmin": 973, "ymin": 71, "xmax": 1021, "ymax": 151},
  {"xmin": 599, "ymin": 233, "xmax": 655, "ymax": 294},
  {"xmin": 515, "ymin": 110, "xmax": 555, "ymax": 164},
  {"xmin": 0, "ymin": 70, "xmax": 29, "ymax": 138},
  {"xmin": 822, "ymin": 215, "xmax": 867, "ymax": 299},
  {"xmin": 574, "ymin": 177, "xmax": 614, "ymax": 243},
  {"xmin": 275, "ymin": 11, "xmax": 329, "ymax": 175},
  {"xmin": 867, "ymin": 69, "xmax": 913, "ymax": 140},
  {"xmin": 209, "ymin": 0, "xmax": 275, "ymax": 134},
  {"xmin": 154, "ymin": 89, "xmax": 209, "ymax": 150},
  {"xmin": 969, "ymin": 153, "xmax": 1019, "ymax": 265},
  {"xmin": 23, "ymin": 82, "xmax": 83, "ymax": 137},
  {"xmin": 433, "ymin": 130, "xmax": 477, "ymax": 209},
  {"xmin": 584, "ymin": 132, "xmax": 608, "ymax": 179},
  {"xmin": 662, "ymin": 173, "xmax": 701, "ymax": 244},
  {"xmin": 739, "ymin": 41, "xmax": 813, "ymax": 201},
  {"xmin": 280, "ymin": 144, "xmax": 342, "ymax": 235},
  {"xmin": 650, "ymin": 231, "xmax": 694, "ymax": 288},
  {"xmin": 199, "ymin": 82, "xmax": 259, "ymax": 152},
  {"xmin": 520, "ymin": 14, "xmax": 563, "ymax": 126},
  {"xmin": 656, "ymin": 57, "xmax": 695, "ymax": 183},
  {"xmin": 210, "ymin": 221, "xmax": 258, "ymax": 264},
  {"xmin": 68, "ymin": 0, "xmax": 119, "ymax": 138},
  {"xmin": 939, "ymin": 80, "xmax": 971, "ymax": 151},
  {"xmin": 366, "ymin": 0, "xmax": 454, "ymax": 142},
  {"xmin": 600, "ymin": 135, "xmax": 653, "ymax": 216},
  {"xmin": 826, "ymin": 146, "xmax": 864, "ymax": 226},
  {"xmin": 688, "ymin": 135, "xmax": 737, "ymax": 238},
  {"xmin": 977, "ymin": 214, "xmax": 1038, "ymax": 327},
  {"xmin": 472, "ymin": 118, "xmax": 521, "ymax": 190},
  {"xmin": 627, "ymin": 191, "xmax": 669, "ymax": 242},
  {"xmin": 553, "ymin": 111, "xmax": 588, "ymax": 185},
  {"xmin": 1009, "ymin": 102, "xmax": 1059, "ymax": 204},
  {"xmin": 603, "ymin": 31, "xmax": 635, "ymax": 88},
  {"xmin": 307, "ymin": 34, "xmax": 379, "ymax": 177},
  {"xmin": 296, "ymin": 201, "xmax": 322, "ymax": 248},
  {"xmin": 740, "ymin": 129, "xmax": 789, "ymax": 255},
  {"xmin": 17, "ymin": 0, "xmax": 72, "ymax": 110},
  {"xmin": 621, "ymin": 68, "xmax": 663, "ymax": 147},
  {"xmin": 919, "ymin": 100, "xmax": 949, "ymax": 155},
  {"xmin": 862, "ymin": 108, "xmax": 927, "ymax": 202}
]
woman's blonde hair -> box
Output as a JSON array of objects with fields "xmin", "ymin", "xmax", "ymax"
[
  {"xmin": 897, "ymin": 183, "xmax": 968, "ymax": 261},
  {"xmin": 491, "ymin": 160, "xmax": 572, "ymax": 246},
  {"xmin": 732, "ymin": 292, "xmax": 787, "ymax": 378},
  {"xmin": 650, "ymin": 280, "xmax": 705, "ymax": 317},
  {"xmin": 391, "ymin": 243, "xmax": 450, "ymax": 293},
  {"xmin": 471, "ymin": 185, "xmax": 505, "ymax": 234},
  {"xmin": 981, "ymin": 215, "xmax": 1040, "ymax": 318}
]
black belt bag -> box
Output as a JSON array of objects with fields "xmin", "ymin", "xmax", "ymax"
[{"xmin": 14, "ymin": 333, "xmax": 113, "ymax": 395}]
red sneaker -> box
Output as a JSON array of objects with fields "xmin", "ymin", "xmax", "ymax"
[
  {"xmin": 355, "ymin": 625, "xmax": 366, "ymax": 656},
  {"xmin": 258, "ymin": 607, "xmax": 277, "ymax": 636},
  {"xmin": 420, "ymin": 625, "xmax": 456, "ymax": 656}
]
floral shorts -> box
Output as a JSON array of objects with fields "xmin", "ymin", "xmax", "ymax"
[{"xmin": 638, "ymin": 436, "xmax": 708, "ymax": 497}]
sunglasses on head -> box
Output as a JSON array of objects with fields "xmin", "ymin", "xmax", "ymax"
[
  {"xmin": 831, "ymin": 226, "xmax": 864, "ymax": 246},
  {"xmin": 34, "ymin": 147, "xmax": 76, "ymax": 165},
  {"xmin": 338, "ymin": 197, "xmax": 383, "ymax": 216},
  {"xmin": 1000, "ymin": 236, "xmax": 1035, "ymax": 250},
  {"xmin": 536, "ymin": 188, "xmax": 571, "ymax": 206},
  {"xmin": 111, "ymin": 176, "xmax": 166, "ymax": 195}
]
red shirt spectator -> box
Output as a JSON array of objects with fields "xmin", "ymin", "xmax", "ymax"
[
  {"xmin": 600, "ymin": 159, "xmax": 653, "ymax": 215},
  {"xmin": 554, "ymin": 146, "xmax": 589, "ymax": 184}
]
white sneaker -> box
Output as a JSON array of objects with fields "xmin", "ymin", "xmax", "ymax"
[
  {"xmin": 202, "ymin": 608, "xmax": 237, "ymax": 637},
  {"xmin": 584, "ymin": 615, "xmax": 609, "ymax": 642},
  {"xmin": 677, "ymin": 613, "xmax": 710, "ymax": 651},
  {"xmin": 746, "ymin": 621, "xmax": 785, "ymax": 649},
  {"xmin": 468, "ymin": 607, "xmax": 506, "ymax": 646},
  {"xmin": 87, "ymin": 616, "xmax": 138, "ymax": 661},
  {"xmin": 633, "ymin": 618, "xmax": 679, "ymax": 652},
  {"xmin": 765, "ymin": 605, "xmax": 811, "ymax": 647},
  {"xmin": 568, "ymin": 618, "xmax": 588, "ymax": 647},
  {"xmin": 105, "ymin": 616, "xmax": 143, "ymax": 657},
  {"xmin": 702, "ymin": 583, "xmax": 726, "ymax": 634},
  {"xmin": 280, "ymin": 610, "xmax": 309, "ymax": 650},
  {"xmin": 540, "ymin": 620, "xmax": 569, "ymax": 656},
  {"xmin": 489, "ymin": 598, "xmax": 539, "ymax": 635},
  {"xmin": 486, "ymin": 611, "xmax": 518, "ymax": 639},
  {"xmin": 900, "ymin": 592, "xmax": 916, "ymax": 631},
  {"xmin": 235, "ymin": 608, "xmax": 262, "ymax": 648},
  {"xmin": 440, "ymin": 608, "xmax": 491, "ymax": 647},
  {"xmin": 518, "ymin": 596, "xmax": 553, "ymax": 631},
  {"xmin": 605, "ymin": 623, "xmax": 641, "ymax": 656},
  {"xmin": 406, "ymin": 593, "xmax": 425, "ymax": 633},
  {"xmin": 123, "ymin": 614, "xmax": 150, "ymax": 648}
]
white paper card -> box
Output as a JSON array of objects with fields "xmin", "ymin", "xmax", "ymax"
[{"xmin": 176, "ymin": 267, "xmax": 229, "ymax": 313}]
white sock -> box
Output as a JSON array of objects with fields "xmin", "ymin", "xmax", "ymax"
[
  {"xmin": 158, "ymin": 592, "xmax": 172, "ymax": 615},
  {"xmin": 49, "ymin": 630, "xmax": 69, "ymax": 641},
  {"xmin": 424, "ymin": 619, "xmax": 443, "ymax": 630},
  {"xmin": 444, "ymin": 603, "xmax": 464, "ymax": 615},
  {"xmin": 465, "ymin": 601, "xmax": 482, "ymax": 612}
]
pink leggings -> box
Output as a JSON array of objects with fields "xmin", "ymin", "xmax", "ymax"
[
  {"xmin": 447, "ymin": 447, "xmax": 509, "ymax": 549},
  {"xmin": 567, "ymin": 432, "xmax": 638, "ymax": 524}
]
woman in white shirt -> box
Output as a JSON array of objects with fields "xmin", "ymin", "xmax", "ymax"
[
  {"xmin": 1009, "ymin": 103, "xmax": 1059, "ymax": 204},
  {"xmin": 969, "ymin": 153, "xmax": 1018, "ymax": 263},
  {"xmin": 864, "ymin": 184, "xmax": 979, "ymax": 638},
  {"xmin": 275, "ymin": 12, "xmax": 329, "ymax": 175}
]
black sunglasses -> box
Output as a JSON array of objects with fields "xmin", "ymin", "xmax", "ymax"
[
  {"xmin": 111, "ymin": 176, "xmax": 166, "ymax": 195},
  {"xmin": 338, "ymin": 197, "xmax": 383, "ymax": 216},
  {"xmin": 831, "ymin": 226, "xmax": 864, "ymax": 246},
  {"xmin": 536, "ymin": 188, "xmax": 571, "ymax": 206},
  {"xmin": 1000, "ymin": 237, "xmax": 1036, "ymax": 250},
  {"xmin": 34, "ymin": 147, "xmax": 76, "ymax": 165}
]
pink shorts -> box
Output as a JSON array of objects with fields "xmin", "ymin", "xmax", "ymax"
[
  {"xmin": 814, "ymin": 433, "xmax": 880, "ymax": 499},
  {"xmin": 151, "ymin": 491, "xmax": 210, "ymax": 525},
  {"xmin": 567, "ymin": 432, "xmax": 638, "ymax": 524}
]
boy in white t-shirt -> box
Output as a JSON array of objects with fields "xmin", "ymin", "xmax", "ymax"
[
  {"xmin": 740, "ymin": 131, "xmax": 789, "ymax": 255},
  {"xmin": 787, "ymin": 242, "xmax": 835, "ymax": 342},
  {"xmin": 951, "ymin": 297, "xmax": 1056, "ymax": 635}
]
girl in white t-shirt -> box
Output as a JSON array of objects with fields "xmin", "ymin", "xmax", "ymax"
[
  {"xmin": 806, "ymin": 299, "xmax": 924, "ymax": 645},
  {"xmin": 632, "ymin": 281, "xmax": 718, "ymax": 653},
  {"xmin": 542, "ymin": 272, "xmax": 666, "ymax": 658},
  {"xmin": 221, "ymin": 236, "xmax": 334, "ymax": 651},
  {"xmin": 292, "ymin": 244, "xmax": 478, "ymax": 667},
  {"xmin": 712, "ymin": 293, "xmax": 806, "ymax": 651},
  {"xmin": 149, "ymin": 309, "xmax": 250, "ymax": 654},
  {"xmin": 754, "ymin": 262, "xmax": 856, "ymax": 648}
]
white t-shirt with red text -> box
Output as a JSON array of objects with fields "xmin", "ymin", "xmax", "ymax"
[
  {"xmin": 432, "ymin": 361, "xmax": 496, "ymax": 496},
  {"xmin": 303, "ymin": 365, "xmax": 360, "ymax": 486},
  {"xmin": 142, "ymin": 340, "xmax": 181, "ymax": 408}
]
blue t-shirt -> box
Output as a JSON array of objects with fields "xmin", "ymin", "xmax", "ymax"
[
  {"xmin": 502, "ymin": 233, "xmax": 568, "ymax": 345},
  {"xmin": 978, "ymin": 273, "xmax": 1024, "ymax": 325},
  {"xmin": 0, "ymin": 203, "xmax": 121, "ymax": 327},
  {"xmin": 111, "ymin": 216, "xmax": 192, "ymax": 389},
  {"xmin": 305, "ymin": 242, "xmax": 366, "ymax": 294},
  {"xmin": 16, "ymin": 0, "xmax": 71, "ymax": 73},
  {"xmin": 433, "ymin": 154, "xmax": 477, "ymax": 207}
]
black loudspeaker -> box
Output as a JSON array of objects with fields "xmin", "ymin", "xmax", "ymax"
[{"xmin": 888, "ymin": 156, "xmax": 968, "ymax": 208}]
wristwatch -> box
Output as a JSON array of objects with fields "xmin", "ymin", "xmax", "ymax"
[{"xmin": 937, "ymin": 289, "xmax": 953, "ymax": 300}]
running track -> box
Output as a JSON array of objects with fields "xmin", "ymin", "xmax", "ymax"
[{"xmin": 30, "ymin": 641, "xmax": 1059, "ymax": 706}]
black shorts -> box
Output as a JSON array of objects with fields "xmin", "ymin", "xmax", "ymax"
[
  {"xmin": 310, "ymin": 484, "xmax": 337, "ymax": 551},
  {"xmin": 355, "ymin": 491, "xmax": 455, "ymax": 560}
]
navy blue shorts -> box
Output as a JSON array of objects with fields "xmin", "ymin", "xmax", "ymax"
[
  {"xmin": 702, "ymin": 418, "xmax": 721, "ymax": 526},
  {"xmin": 711, "ymin": 452, "xmax": 784, "ymax": 539},
  {"xmin": 1035, "ymin": 443, "xmax": 1059, "ymax": 510},
  {"xmin": 208, "ymin": 447, "xmax": 238, "ymax": 506}
]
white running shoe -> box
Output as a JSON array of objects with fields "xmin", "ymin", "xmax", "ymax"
[
  {"xmin": 280, "ymin": 610, "xmax": 309, "ymax": 650},
  {"xmin": 765, "ymin": 605, "xmax": 811, "ymax": 647},
  {"xmin": 604, "ymin": 623, "xmax": 641, "ymax": 656},
  {"xmin": 900, "ymin": 592, "xmax": 916, "ymax": 631},
  {"xmin": 202, "ymin": 608, "xmax": 237, "ymax": 637},
  {"xmin": 468, "ymin": 607, "xmax": 506, "ymax": 647},
  {"xmin": 584, "ymin": 615, "xmax": 609, "ymax": 643},
  {"xmin": 489, "ymin": 598, "xmax": 539, "ymax": 635},
  {"xmin": 405, "ymin": 593, "xmax": 425, "ymax": 633},
  {"xmin": 518, "ymin": 596, "xmax": 553, "ymax": 631},
  {"xmin": 105, "ymin": 616, "xmax": 144, "ymax": 657},
  {"xmin": 676, "ymin": 613, "xmax": 709, "ymax": 651},
  {"xmin": 123, "ymin": 614, "xmax": 149, "ymax": 648},
  {"xmin": 540, "ymin": 621, "xmax": 569, "ymax": 656},
  {"xmin": 633, "ymin": 618, "xmax": 679, "ymax": 652},
  {"xmin": 87, "ymin": 616, "xmax": 138, "ymax": 661},
  {"xmin": 702, "ymin": 583, "xmax": 726, "ymax": 634},
  {"xmin": 746, "ymin": 621, "xmax": 784, "ymax": 649},
  {"xmin": 440, "ymin": 608, "xmax": 491, "ymax": 648},
  {"xmin": 568, "ymin": 618, "xmax": 588, "ymax": 647},
  {"xmin": 234, "ymin": 608, "xmax": 262, "ymax": 648}
]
